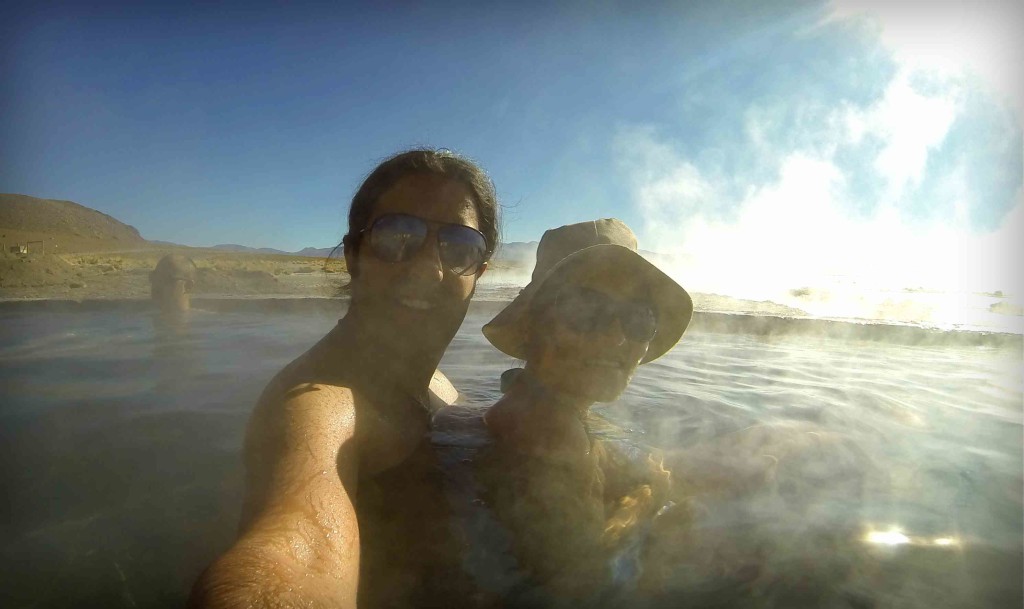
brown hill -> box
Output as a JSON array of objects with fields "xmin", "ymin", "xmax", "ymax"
[
  {"xmin": 0, "ymin": 193, "xmax": 145, "ymax": 244},
  {"xmin": 0, "ymin": 193, "xmax": 354, "ymax": 299}
]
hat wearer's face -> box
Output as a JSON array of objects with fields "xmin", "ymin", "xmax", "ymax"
[{"xmin": 526, "ymin": 266, "xmax": 653, "ymax": 404}]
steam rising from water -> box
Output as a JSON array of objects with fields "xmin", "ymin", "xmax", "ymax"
[
  {"xmin": 621, "ymin": 135, "xmax": 1021, "ymax": 332},
  {"xmin": 615, "ymin": 2, "xmax": 1022, "ymax": 333}
]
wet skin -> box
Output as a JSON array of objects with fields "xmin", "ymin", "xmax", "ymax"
[
  {"xmin": 151, "ymin": 277, "xmax": 192, "ymax": 315},
  {"xmin": 189, "ymin": 174, "xmax": 486, "ymax": 609}
]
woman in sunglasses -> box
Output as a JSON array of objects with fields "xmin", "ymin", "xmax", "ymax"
[
  {"xmin": 191, "ymin": 149, "xmax": 498, "ymax": 608},
  {"xmin": 477, "ymin": 219, "xmax": 694, "ymax": 604}
]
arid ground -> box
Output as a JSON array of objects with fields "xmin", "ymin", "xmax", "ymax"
[{"xmin": 0, "ymin": 247, "xmax": 349, "ymax": 300}]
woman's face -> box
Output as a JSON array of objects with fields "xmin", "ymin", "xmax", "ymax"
[
  {"xmin": 347, "ymin": 173, "xmax": 486, "ymax": 351},
  {"xmin": 528, "ymin": 266, "xmax": 655, "ymax": 404}
]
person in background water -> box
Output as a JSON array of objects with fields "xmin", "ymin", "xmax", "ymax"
[
  {"xmin": 149, "ymin": 253, "xmax": 203, "ymax": 376},
  {"xmin": 189, "ymin": 149, "xmax": 499, "ymax": 608},
  {"xmin": 479, "ymin": 218, "xmax": 694, "ymax": 606},
  {"xmin": 150, "ymin": 253, "xmax": 197, "ymax": 318}
]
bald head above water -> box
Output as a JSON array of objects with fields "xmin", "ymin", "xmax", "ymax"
[
  {"xmin": 151, "ymin": 254, "xmax": 197, "ymax": 314},
  {"xmin": 152, "ymin": 254, "xmax": 197, "ymax": 282}
]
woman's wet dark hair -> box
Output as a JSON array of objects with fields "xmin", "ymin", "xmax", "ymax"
[{"xmin": 342, "ymin": 148, "xmax": 501, "ymax": 259}]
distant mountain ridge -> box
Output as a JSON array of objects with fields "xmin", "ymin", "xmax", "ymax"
[
  {"xmin": 206, "ymin": 244, "xmax": 339, "ymax": 257},
  {"xmin": 204, "ymin": 241, "xmax": 548, "ymax": 264},
  {"xmin": 0, "ymin": 194, "xmax": 653, "ymax": 263},
  {"xmin": 295, "ymin": 246, "xmax": 338, "ymax": 258},
  {"xmin": 210, "ymin": 244, "xmax": 292, "ymax": 255},
  {"xmin": 494, "ymin": 240, "xmax": 537, "ymax": 261},
  {"xmin": 208, "ymin": 242, "xmax": 541, "ymax": 264}
]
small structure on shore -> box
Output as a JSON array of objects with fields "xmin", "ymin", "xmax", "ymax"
[{"xmin": 6, "ymin": 241, "xmax": 41, "ymax": 256}]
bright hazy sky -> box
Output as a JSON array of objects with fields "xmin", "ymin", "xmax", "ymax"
[{"xmin": 2, "ymin": 0, "xmax": 1021, "ymax": 299}]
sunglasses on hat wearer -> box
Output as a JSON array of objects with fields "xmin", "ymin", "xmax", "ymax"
[
  {"xmin": 551, "ymin": 285, "xmax": 658, "ymax": 342},
  {"xmin": 359, "ymin": 213, "xmax": 489, "ymax": 276}
]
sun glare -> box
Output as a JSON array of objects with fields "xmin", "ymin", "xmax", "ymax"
[
  {"xmin": 826, "ymin": 0, "xmax": 1022, "ymax": 114},
  {"xmin": 865, "ymin": 529, "xmax": 910, "ymax": 546},
  {"xmin": 862, "ymin": 527, "xmax": 963, "ymax": 548}
]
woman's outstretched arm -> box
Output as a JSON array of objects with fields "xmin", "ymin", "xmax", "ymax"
[{"xmin": 189, "ymin": 384, "xmax": 360, "ymax": 609}]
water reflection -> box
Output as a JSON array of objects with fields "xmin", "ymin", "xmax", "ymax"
[
  {"xmin": 866, "ymin": 528, "xmax": 912, "ymax": 545},
  {"xmin": 0, "ymin": 307, "xmax": 280, "ymax": 607},
  {"xmin": 151, "ymin": 309, "xmax": 206, "ymax": 393},
  {"xmin": 863, "ymin": 528, "xmax": 963, "ymax": 549}
]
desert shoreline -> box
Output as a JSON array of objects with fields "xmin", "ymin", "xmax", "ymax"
[{"xmin": 0, "ymin": 247, "xmax": 352, "ymax": 301}]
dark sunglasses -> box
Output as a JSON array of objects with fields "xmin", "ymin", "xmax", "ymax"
[
  {"xmin": 552, "ymin": 286, "xmax": 658, "ymax": 342},
  {"xmin": 361, "ymin": 213, "xmax": 488, "ymax": 276}
]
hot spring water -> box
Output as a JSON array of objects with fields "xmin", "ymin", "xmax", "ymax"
[{"xmin": 1, "ymin": 296, "xmax": 1020, "ymax": 607}]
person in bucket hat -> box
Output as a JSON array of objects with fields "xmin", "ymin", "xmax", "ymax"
[
  {"xmin": 483, "ymin": 216, "xmax": 693, "ymax": 444},
  {"xmin": 484, "ymin": 218, "xmax": 691, "ymax": 366},
  {"xmin": 477, "ymin": 219, "xmax": 693, "ymax": 601}
]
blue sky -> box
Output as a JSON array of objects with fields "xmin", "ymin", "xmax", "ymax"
[{"xmin": 2, "ymin": 0, "xmax": 1021, "ymax": 303}]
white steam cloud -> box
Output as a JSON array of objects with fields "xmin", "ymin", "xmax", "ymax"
[
  {"xmin": 618, "ymin": 8, "xmax": 1022, "ymax": 331},
  {"xmin": 824, "ymin": 0, "xmax": 1023, "ymax": 115}
]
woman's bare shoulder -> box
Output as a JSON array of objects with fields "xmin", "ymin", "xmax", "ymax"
[
  {"xmin": 245, "ymin": 354, "xmax": 359, "ymax": 463},
  {"xmin": 252, "ymin": 347, "xmax": 353, "ymax": 417},
  {"xmin": 252, "ymin": 378, "xmax": 356, "ymax": 434}
]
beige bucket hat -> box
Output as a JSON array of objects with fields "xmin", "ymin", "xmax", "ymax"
[{"xmin": 482, "ymin": 218, "xmax": 693, "ymax": 364}]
